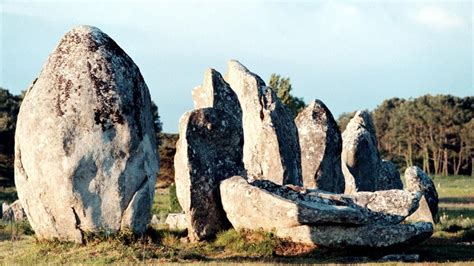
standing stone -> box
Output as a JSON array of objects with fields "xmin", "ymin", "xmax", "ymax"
[
  {"xmin": 341, "ymin": 110, "xmax": 402, "ymax": 193},
  {"xmin": 404, "ymin": 166, "xmax": 439, "ymax": 222},
  {"xmin": 14, "ymin": 26, "xmax": 159, "ymax": 243},
  {"xmin": 175, "ymin": 69, "xmax": 244, "ymax": 241},
  {"xmin": 192, "ymin": 68, "xmax": 242, "ymax": 122},
  {"xmin": 295, "ymin": 99, "xmax": 344, "ymax": 193},
  {"xmin": 224, "ymin": 60, "xmax": 302, "ymax": 185},
  {"xmin": 378, "ymin": 160, "xmax": 403, "ymax": 191}
]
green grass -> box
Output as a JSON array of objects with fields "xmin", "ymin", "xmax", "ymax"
[
  {"xmin": 432, "ymin": 175, "xmax": 474, "ymax": 202},
  {"xmin": 0, "ymin": 175, "xmax": 473, "ymax": 263},
  {"xmin": 151, "ymin": 183, "xmax": 182, "ymax": 224}
]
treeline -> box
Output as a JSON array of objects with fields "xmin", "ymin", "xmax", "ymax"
[
  {"xmin": 1, "ymin": 85, "xmax": 473, "ymax": 187},
  {"xmin": 338, "ymin": 95, "xmax": 473, "ymax": 176},
  {"xmin": 0, "ymin": 88, "xmax": 23, "ymax": 185}
]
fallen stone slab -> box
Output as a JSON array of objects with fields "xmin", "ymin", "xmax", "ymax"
[
  {"xmin": 221, "ymin": 176, "xmax": 375, "ymax": 230},
  {"xmin": 251, "ymin": 178, "xmax": 421, "ymax": 225},
  {"xmin": 275, "ymin": 222, "xmax": 433, "ymax": 248}
]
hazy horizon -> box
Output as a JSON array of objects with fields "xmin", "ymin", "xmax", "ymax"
[{"xmin": 1, "ymin": 0, "xmax": 472, "ymax": 132}]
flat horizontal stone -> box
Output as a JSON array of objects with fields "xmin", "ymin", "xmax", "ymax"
[{"xmin": 275, "ymin": 222, "xmax": 433, "ymax": 248}]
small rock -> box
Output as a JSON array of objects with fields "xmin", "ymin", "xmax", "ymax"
[
  {"xmin": 1, "ymin": 200, "xmax": 26, "ymax": 222},
  {"xmin": 165, "ymin": 213, "xmax": 187, "ymax": 230}
]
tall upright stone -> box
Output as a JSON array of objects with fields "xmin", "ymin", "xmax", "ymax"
[
  {"xmin": 224, "ymin": 60, "xmax": 302, "ymax": 186},
  {"xmin": 175, "ymin": 69, "xmax": 244, "ymax": 241},
  {"xmin": 295, "ymin": 100, "xmax": 344, "ymax": 193},
  {"xmin": 341, "ymin": 110, "xmax": 402, "ymax": 194},
  {"xmin": 14, "ymin": 26, "xmax": 159, "ymax": 243}
]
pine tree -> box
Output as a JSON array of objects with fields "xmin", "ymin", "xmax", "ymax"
[{"xmin": 268, "ymin": 74, "xmax": 305, "ymax": 118}]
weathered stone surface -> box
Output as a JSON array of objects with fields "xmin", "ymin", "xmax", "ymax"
[
  {"xmin": 275, "ymin": 222, "xmax": 433, "ymax": 248},
  {"xmin": 175, "ymin": 108, "xmax": 243, "ymax": 241},
  {"xmin": 165, "ymin": 213, "xmax": 187, "ymax": 231},
  {"xmin": 2, "ymin": 200, "xmax": 26, "ymax": 222},
  {"xmin": 224, "ymin": 60, "xmax": 302, "ymax": 186},
  {"xmin": 220, "ymin": 176, "xmax": 369, "ymax": 230},
  {"xmin": 192, "ymin": 68, "xmax": 242, "ymax": 122},
  {"xmin": 378, "ymin": 160, "xmax": 403, "ymax": 191},
  {"xmin": 250, "ymin": 178, "xmax": 421, "ymax": 225},
  {"xmin": 341, "ymin": 110, "xmax": 402, "ymax": 193},
  {"xmin": 14, "ymin": 26, "xmax": 159, "ymax": 242},
  {"xmin": 404, "ymin": 166, "xmax": 439, "ymax": 222},
  {"xmin": 295, "ymin": 99, "xmax": 344, "ymax": 192},
  {"xmin": 406, "ymin": 196, "xmax": 434, "ymax": 224}
]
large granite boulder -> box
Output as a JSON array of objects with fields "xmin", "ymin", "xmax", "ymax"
[
  {"xmin": 14, "ymin": 26, "xmax": 159, "ymax": 243},
  {"xmin": 404, "ymin": 166, "xmax": 439, "ymax": 222},
  {"xmin": 341, "ymin": 110, "xmax": 402, "ymax": 193},
  {"xmin": 224, "ymin": 60, "xmax": 302, "ymax": 186},
  {"xmin": 220, "ymin": 176, "xmax": 431, "ymax": 247},
  {"xmin": 220, "ymin": 176, "xmax": 368, "ymax": 230},
  {"xmin": 275, "ymin": 222, "xmax": 433, "ymax": 248},
  {"xmin": 295, "ymin": 99, "xmax": 344, "ymax": 192},
  {"xmin": 175, "ymin": 69, "xmax": 244, "ymax": 241},
  {"xmin": 220, "ymin": 176, "xmax": 421, "ymax": 229}
]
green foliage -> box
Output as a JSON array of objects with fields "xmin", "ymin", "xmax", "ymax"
[
  {"xmin": 150, "ymin": 100, "xmax": 163, "ymax": 145},
  {"xmin": 268, "ymin": 74, "xmax": 305, "ymax": 118},
  {"xmin": 0, "ymin": 87, "xmax": 21, "ymax": 132},
  {"xmin": 338, "ymin": 95, "xmax": 473, "ymax": 176},
  {"xmin": 337, "ymin": 111, "xmax": 355, "ymax": 132}
]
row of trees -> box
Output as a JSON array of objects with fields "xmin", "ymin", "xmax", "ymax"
[
  {"xmin": 338, "ymin": 95, "xmax": 473, "ymax": 176},
  {"xmin": 269, "ymin": 75, "xmax": 473, "ymax": 176}
]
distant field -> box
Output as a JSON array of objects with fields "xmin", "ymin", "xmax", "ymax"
[{"xmin": 0, "ymin": 175, "xmax": 473, "ymax": 263}]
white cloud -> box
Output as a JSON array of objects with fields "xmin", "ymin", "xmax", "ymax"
[{"xmin": 415, "ymin": 6, "xmax": 463, "ymax": 29}]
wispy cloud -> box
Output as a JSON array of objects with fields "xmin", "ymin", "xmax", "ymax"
[{"xmin": 415, "ymin": 6, "xmax": 463, "ymax": 29}]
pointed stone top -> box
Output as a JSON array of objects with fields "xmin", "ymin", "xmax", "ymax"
[
  {"xmin": 347, "ymin": 110, "xmax": 376, "ymax": 136},
  {"xmin": 307, "ymin": 99, "xmax": 329, "ymax": 111},
  {"xmin": 225, "ymin": 59, "xmax": 266, "ymax": 87}
]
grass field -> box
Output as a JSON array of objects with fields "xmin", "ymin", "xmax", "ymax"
[{"xmin": 0, "ymin": 175, "xmax": 473, "ymax": 264}]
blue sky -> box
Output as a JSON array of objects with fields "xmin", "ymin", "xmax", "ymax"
[{"xmin": 1, "ymin": 0, "xmax": 472, "ymax": 132}]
